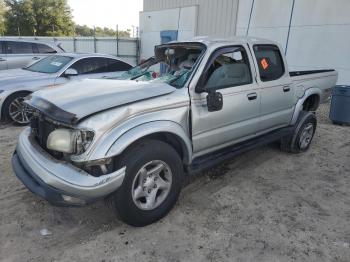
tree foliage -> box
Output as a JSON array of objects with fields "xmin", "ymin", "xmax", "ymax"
[
  {"xmin": 0, "ymin": 0, "xmax": 5, "ymax": 35},
  {"xmin": 75, "ymin": 25, "xmax": 130, "ymax": 37},
  {"xmin": 1, "ymin": 0, "xmax": 132, "ymax": 37},
  {"xmin": 4, "ymin": 0, "xmax": 74, "ymax": 36}
]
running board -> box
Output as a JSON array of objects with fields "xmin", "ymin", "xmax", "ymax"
[{"xmin": 187, "ymin": 126, "xmax": 295, "ymax": 174}]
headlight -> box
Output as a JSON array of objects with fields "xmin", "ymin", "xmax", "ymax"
[{"xmin": 47, "ymin": 128, "xmax": 94, "ymax": 154}]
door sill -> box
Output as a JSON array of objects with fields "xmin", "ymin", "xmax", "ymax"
[{"xmin": 187, "ymin": 126, "xmax": 294, "ymax": 174}]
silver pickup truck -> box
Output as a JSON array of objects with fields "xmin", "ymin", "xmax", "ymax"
[{"xmin": 12, "ymin": 37, "xmax": 338, "ymax": 226}]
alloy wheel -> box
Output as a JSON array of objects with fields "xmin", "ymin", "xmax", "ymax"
[{"xmin": 131, "ymin": 160, "xmax": 173, "ymax": 211}]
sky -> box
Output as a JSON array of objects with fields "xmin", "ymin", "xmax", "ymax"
[{"xmin": 68, "ymin": 0, "xmax": 143, "ymax": 32}]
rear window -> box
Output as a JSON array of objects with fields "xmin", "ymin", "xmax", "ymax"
[
  {"xmin": 253, "ymin": 45, "xmax": 285, "ymax": 82},
  {"xmin": 34, "ymin": 43, "xmax": 57, "ymax": 54},
  {"xmin": 6, "ymin": 41, "xmax": 34, "ymax": 54}
]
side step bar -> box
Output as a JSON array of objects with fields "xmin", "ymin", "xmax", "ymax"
[{"xmin": 187, "ymin": 126, "xmax": 295, "ymax": 174}]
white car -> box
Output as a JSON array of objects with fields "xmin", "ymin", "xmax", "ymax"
[
  {"xmin": 0, "ymin": 38, "xmax": 65, "ymax": 70},
  {"xmin": 0, "ymin": 53, "xmax": 132, "ymax": 125}
]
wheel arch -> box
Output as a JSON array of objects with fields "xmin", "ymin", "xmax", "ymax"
[
  {"xmin": 1, "ymin": 90, "xmax": 32, "ymax": 120},
  {"xmin": 105, "ymin": 121, "xmax": 193, "ymax": 165},
  {"xmin": 290, "ymin": 88, "xmax": 321, "ymax": 125}
]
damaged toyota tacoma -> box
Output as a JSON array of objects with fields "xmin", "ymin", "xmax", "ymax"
[{"xmin": 12, "ymin": 37, "xmax": 338, "ymax": 226}]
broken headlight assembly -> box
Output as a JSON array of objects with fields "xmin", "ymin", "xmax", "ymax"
[{"xmin": 47, "ymin": 128, "xmax": 94, "ymax": 154}]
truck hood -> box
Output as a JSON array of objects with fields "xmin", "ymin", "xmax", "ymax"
[
  {"xmin": 0, "ymin": 69, "xmax": 50, "ymax": 90},
  {"xmin": 27, "ymin": 79, "xmax": 176, "ymax": 124}
]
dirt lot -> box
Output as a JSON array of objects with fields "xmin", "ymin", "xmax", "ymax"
[{"xmin": 0, "ymin": 103, "xmax": 349, "ymax": 262}]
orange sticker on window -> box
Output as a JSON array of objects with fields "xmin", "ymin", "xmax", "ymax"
[{"xmin": 261, "ymin": 58, "xmax": 269, "ymax": 70}]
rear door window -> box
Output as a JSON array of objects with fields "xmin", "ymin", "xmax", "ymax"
[
  {"xmin": 0, "ymin": 42, "xmax": 3, "ymax": 54},
  {"xmin": 35, "ymin": 43, "xmax": 57, "ymax": 54},
  {"xmin": 104, "ymin": 58, "xmax": 132, "ymax": 72},
  {"xmin": 6, "ymin": 41, "xmax": 34, "ymax": 54},
  {"xmin": 70, "ymin": 57, "xmax": 107, "ymax": 74},
  {"xmin": 253, "ymin": 45, "xmax": 285, "ymax": 82}
]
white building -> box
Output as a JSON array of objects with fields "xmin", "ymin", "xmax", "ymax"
[{"xmin": 140, "ymin": 0, "xmax": 350, "ymax": 84}]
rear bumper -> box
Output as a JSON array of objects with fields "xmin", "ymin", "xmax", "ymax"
[{"xmin": 12, "ymin": 128, "xmax": 126, "ymax": 206}]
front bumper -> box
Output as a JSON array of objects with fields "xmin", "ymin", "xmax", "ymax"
[{"xmin": 12, "ymin": 128, "xmax": 126, "ymax": 206}]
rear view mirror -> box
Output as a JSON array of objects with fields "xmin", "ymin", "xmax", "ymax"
[{"xmin": 64, "ymin": 68, "xmax": 78, "ymax": 77}]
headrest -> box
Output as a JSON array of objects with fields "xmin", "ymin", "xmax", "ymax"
[{"xmin": 187, "ymin": 54, "xmax": 199, "ymax": 61}]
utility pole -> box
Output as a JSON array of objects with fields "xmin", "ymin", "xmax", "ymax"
[
  {"xmin": 285, "ymin": 0, "xmax": 296, "ymax": 55},
  {"xmin": 93, "ymin": 26, "xmax": 97, "ymax": 53},
  {"xmin": 246, "ymin": 0, "xmax": 255, "ymax": 36},
  {"xmin": 116, "ymin": 24, "xmax": 119, "ymax": 56}
]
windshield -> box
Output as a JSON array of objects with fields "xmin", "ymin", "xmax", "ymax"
[
  {"xmin": 119, "ymin": 44, "xmax": 205, "ymax": 88},
  {"xmin": 25, "ymin": 55, "xmax": 73, "ymax": 74}
]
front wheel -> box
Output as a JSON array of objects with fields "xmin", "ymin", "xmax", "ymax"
[{"xmin": 111, "ymin": 139, "xmax": 184, "ymax": 227}]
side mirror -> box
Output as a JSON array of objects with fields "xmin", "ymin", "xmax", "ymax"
[
  {"xmin": 207, "ymin": 90, "xmax": 223, "ymax": 112},
  {"xmin": 64, "ymin": 68, "xmax": 78, "ymax": 77}
]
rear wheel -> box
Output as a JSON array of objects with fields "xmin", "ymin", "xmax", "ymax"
[
  {"xmin": 111, "ymin": 139, "xmax": 183, "ymax": 227},
  {"xmin": 3, "ymin": 92, "xmax": 33, "ymax": 125},
  {"xmin": 281, "ymin": 111, "xmax": 317, "ymax": 153}
]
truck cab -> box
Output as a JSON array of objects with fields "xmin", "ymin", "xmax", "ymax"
[{"xmin": 12, "ymin": 37, "xmax": 338, "ymax": 226}]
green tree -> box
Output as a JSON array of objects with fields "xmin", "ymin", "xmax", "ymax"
[
  {"xmin": 31, "ymin": 0, "xmax": 74, "ymax": 36},
  {"xmin": 4, "ymin": 0, "xmax": 74, "ymax": 36},
  {"xmin": 75, "ymin": 24, "xmax": 93, "ymax": 36},
  {"xmin": 4, "ymin": 0, "xmax": 35, "ymax": 35},
  {"xmin": 75, "ymin": 24, "xmax": 130, "ymax": 38},
  {"xmin": 0, "ymin": 0, "xmax": 5, "ymax": 35}
]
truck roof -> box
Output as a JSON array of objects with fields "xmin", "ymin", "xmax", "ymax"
[{"xmin": 166, "ymin": 36, "xmax": 280, "ymax": 48}]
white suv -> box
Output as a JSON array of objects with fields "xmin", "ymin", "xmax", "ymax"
[{"xmin": 0, "ymin": 39, "xmax": 65, "ymax": 70}]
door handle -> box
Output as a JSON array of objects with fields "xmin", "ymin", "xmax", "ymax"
[
  {"xmin": 247, "ymin": 93, "xmax": 258, "ymax": 101},
  {"xmin": 283, "ymin": 85, "xmax": 291, "ymax": 92},
  {"xmin": 32, "ymin": 57, "xmax": 40, "ymax": 60},
  {"xmin": 0, "ymin": 58, "xmax": 6, "ymax": 62}
]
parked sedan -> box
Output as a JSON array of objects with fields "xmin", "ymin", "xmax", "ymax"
[
  {"xmin": 0, "ymin": 38, "xmax": 65, "ymax": 70},
  {"xmin": 0, "ymin": 53, "xmax": 132, "ymax": 125}
]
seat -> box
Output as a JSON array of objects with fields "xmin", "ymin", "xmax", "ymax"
[{"xmin": 206, "ymin": 63, "xmax": 250, "ymax": 89}]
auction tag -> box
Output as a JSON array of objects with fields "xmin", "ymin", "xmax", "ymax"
[
  {"xmin": 51, "ymin": 62, "xmax": 62, "ymax": 67},
  {"xmin": 260, "ymin": 58, "xmax": 269, "ymax": 70}
]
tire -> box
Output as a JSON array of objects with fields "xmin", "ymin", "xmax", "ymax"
[
  {"xmin": 3, "ymin": 91, "xmax": 32, "ymax": 126},
  {"xmin": 111, "ymin": 139, "xmax": 184, "ymax": 227},
  {"xmin": 281, "ymin": 111, "xmax": 317, "ymax": 154}
]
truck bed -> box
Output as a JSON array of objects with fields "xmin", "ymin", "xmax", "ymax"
[{"xmin": 290, "ymin": 69, "xmax": 338, "ymax": 102}]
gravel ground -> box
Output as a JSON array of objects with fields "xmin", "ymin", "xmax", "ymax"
[{"xmin": 0, "ymin": 103, "xmax": 349, "ymax": 262}]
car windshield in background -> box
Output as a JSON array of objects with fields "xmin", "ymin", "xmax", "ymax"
[
  {"xmin": 25, "ymin": 55, "xmax": 73, "ymax": 74},
  {"xmin": 119, "ymin": 47, "xmax": 203, "ymax": 88}
]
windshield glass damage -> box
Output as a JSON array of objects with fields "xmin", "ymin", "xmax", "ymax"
[{"xmin": 119, "ymin": 43, "xmax": 205, "ymax": 88}]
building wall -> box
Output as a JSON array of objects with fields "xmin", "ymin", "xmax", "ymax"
[
  {"xmin": 237, "ymin": 0, "xmax": 350, "ymax": 84},
  {"xmin": 143, "ymin": 0, "xmax": 349, "ymax": 84},
  {"xmin": 143, "ymin": 0, "xmax": 239, "ymax": 37}
]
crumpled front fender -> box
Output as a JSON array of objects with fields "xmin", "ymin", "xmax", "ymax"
[{"xmin": 105, "ymin": 121, "xmax": 193, "ymax": 164}]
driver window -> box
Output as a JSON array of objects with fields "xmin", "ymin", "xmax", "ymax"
[
  {"xmin": 204, "ymin": 47, "xmax": 252, "ymax": 90},
  {"xmin": 70, "ymin": 57, "xmax": 106, "ymax": 75}
]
